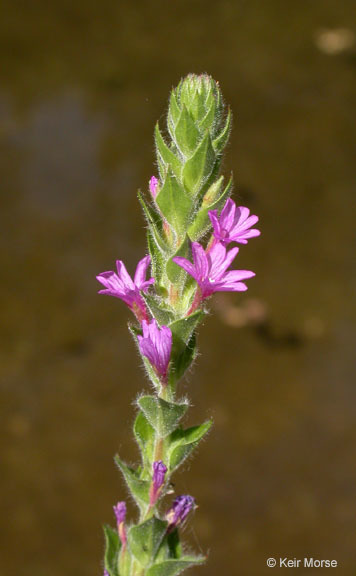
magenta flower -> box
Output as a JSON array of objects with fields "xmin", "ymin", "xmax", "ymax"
[
  {"xmin": 104, "ymin": 570, "xmax": 110, "ymax": 576},
  {"xmin": 113, "ymin": 501, "xmax": 127, "ymax": 548},
  {"xmin": 173, "ymin": 241, "xmax": 255, "ymax": 300},
  {"xmin": 149, "ymin": 460, "xmax": 167, "ymax": 506},
  {"xmin": 166, "ymin": 495, "xmax": 195, "ymax": 531},
  {"xmin": 209, "ymin": 198, "xmax": 260, "ymax": 245},
  {"xmin": 149, "ymin": 175, "xmax": 159, "ymax": 199},
  {"xmin": 96, "ymin": 255, "xmax": 154, "ymax": 322},
  {"xmin": 138, "ymin": 319, "xmax": 172, "ymax": 384}
]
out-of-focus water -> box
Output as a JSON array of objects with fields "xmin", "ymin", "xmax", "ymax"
[{"xmin": 1, "ymin": 1, "xmax": 356, "ymax": 575}]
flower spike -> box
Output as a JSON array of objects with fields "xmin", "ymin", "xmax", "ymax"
[
  {"xmin": 97, "ymin": 74, "xmax": 261, "ymax": 576},
  {"xmin": 209, "ymin": 198, "xmax": 260, "ymax": 246},
  {"xmin": 96, "ymin": 255, "xmax": 154, "ymax": 322}
]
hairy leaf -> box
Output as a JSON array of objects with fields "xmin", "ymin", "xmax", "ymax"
[
  {"xmin": 137, "ymin": 396, "xmax": 189, "ymax": 438},
  {"xmin": 168, "ymin": 421, "xmax": 212, "ymax": 471},
  {"xmin": 114, "ymin": 456, "xmax": 150, "ymax": 508},
  {"xmin": 146, "ymin": 556, "xmax": 205, "ymax": 576},
  {"xmin": 128, "ymin": 518, "xmax": 167, "ymax": 568},
  {"xmin": 103, "ymin": 524, "xmax": 120, "ymax": 576}
]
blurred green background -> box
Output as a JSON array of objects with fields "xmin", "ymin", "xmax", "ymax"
[{"xmin": 1, "ymin": 1, "xmax": 356, "ymax": 575}]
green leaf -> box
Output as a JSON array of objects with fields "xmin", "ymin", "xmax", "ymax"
[
  {"xmin": 183, "ymin": 132, "xmax": 216, "ymax": 196},
  {"xmin": 118, "ymin": 547, "xmax": 132, "ymax": 576},
  {"xmin": 167, "ymin": 529, "xmax": 182, "ymax": 559},
  {"xmin": 169, "ymin": 332, "xmax": 197, "ymax": 385},
  {"xmin": 155, "ymin": 124, "xmax": 182, "ymax": 179},
  {"xmin": 168, "ymin": 311, "xmax": 204, "ymax": 383},
  {"xmin": 213, "ymin": 107, "xmax": 232, "ymax": 155},
  {"xmin": 137, "ymin": 396, "xmax": 189, "ymax": 438},
  {"xmin": 147, "ymin": 230, "xmax": 164, "ymax": 287},
  {"xmin": 142, "ymin": 293, "xmax": 174, "ymax": 326},
  {"xmin": 198, "ymin": 99, "xmax": 216, "ymax": 134},
  {"xmin": 103, "ymin": 524, "xmax": 120, "ymax": 576},
  {"xmin": 156, "ymin": 172, "xmax": 192, "ymax": 237},
  {"xmin": 134, "ymin": 412, "xmax": 155, "ymax": 469},
  {"xmin": 169, "ymin": 311, "xmax": 204, "ymax": 355},
  {"xmin": 168, "ymin": 421, "xmax": 212, "ymax": 471},
  {"xmin": 154, "ymin": 529, "xmax": 182, "ymax": 564},
  {"xmin": 174, "ymin": 105, "xmax": 200, "ymax": 157},
  {"xmin": 138, "ymin": 190, "xmax": 167, "ymax": 254},
  {"xmin": 188, "ymin": 176, "xmax": 232, "ymax": 241},
  {"xmin": 168, "ymin": 91, "xmax": 181, "ymax": 139},
  {"xmin": 128, "ymin": 518, "xmax": 168, "ymax": 568},
  {"xmin": 114, "ymin": 456, "xmax": 150, "ymax": 508},
  {"xmin": 166, "ymin": 235, "xmax": 190, "ymax": 285},
  {"xmin": 146, "ymin": 556, "xmax": 205, "ymax": 576}
]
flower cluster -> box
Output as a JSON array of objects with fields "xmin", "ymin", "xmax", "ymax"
[{"xmin": 96, "ymin": 198, "xmax": 259, "ymax": 384}]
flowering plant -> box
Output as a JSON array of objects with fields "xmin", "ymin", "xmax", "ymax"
[{"xmin": 97, "ymin": 74, "xmax": 260, "ymax": 576}]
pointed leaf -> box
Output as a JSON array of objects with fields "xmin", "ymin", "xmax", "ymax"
[
  {"xmin": 183, "ymin": 132, "xmax": 216, "ymax": 196},
  {"xmin": 128, "ymin": 518, "xmax": 168, "ymax": 568},
  {"xmin": 146, "ymin": 556, "xmax": 205, "ymax": 576},
  {"xmin": 169, "ymin": 311, "xmax": 204, "ymax": 354},
  {"xmin": 137, "ymin": 396, "xmax": 189, "ymax": 438},
  {"xmin": 154, "ymin": 529, "xmax": 182, "ymax": 564},
  {"xmin": 168, "ymin": 90, "xmax": 180, "ymax": 125},
  {"xmin": 142, "ymin": 293, "xmax": 174, "ymax": 326},
  {"xmin": 168, "ymin": 421, "xmax": 212, "ymax": 471},
  {"xmin": 147, "ymin": 230, "xmax": 164, "ymax": 286},
  {"xmin": 155, "ymin": 124, "xmax": 182, "ymax": 179},
  {"xmin": 188, "ymin": 176, "xmax": 233, "ymax": 241},
  {"xmin": 166, "ymin": 235, "xmax": 190, "ymax": 284},
  {"xmin": 114, "ymin": 456, "xmax": 150, "ymax": 508},
  {"xmin": 134, "ymin": 412, "xmax": 155, "ymax": 468},
  {"xmin": 213, "ymin": 108, "xmax": 232, "ymax": 155},
  {"xmin": 169, "ymin": 332, "xmax": 197, "ymax": 385},
  {"xmin": 138, "ymin": 190, "xmax": 167, "ymax": 254},
  {"xmin": 103, "ymin": 524, "xmax": 120, "ymax": 576},
  {"xmin": 156, "ymin": 172, "xmax": 192, "ymax": 238},
  {"xmin": 174, "ymin": 105, "xmax": 200, "ymax": 157},
  {"xmin": 198, "ymin": 99, "xmax": 216, "ymax": 133}
]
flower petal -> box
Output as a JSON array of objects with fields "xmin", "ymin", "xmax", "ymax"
[
  {"xmin": 116, "ymin": 260, "xmax": 135, "ymax": 290},
  {"xmin": 134, "ymin": 255, "xmax": 151, "ymax": 287},
  {"xmin": 173, "ymin": 256, "xmax": 198, "ymax": 281},
  {"xmin": 191, "ymin": 242, "xmax": 209, "ymax": 280}
]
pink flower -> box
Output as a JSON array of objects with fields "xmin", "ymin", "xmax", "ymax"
[
  {"xmin": 173, "ymin": 241, "xmax": 255, "ymax": 300},
  {"xmin": 149, "ymin": 175, "xmax": 159, "ymax": 199},
  {"xmin": 209, "ymin": 199, "xmax": 260, "ymax": 245},
  {"xmin": 138, "ymin": 319, "xmax": 172, "ymax": 384},
  {"xmin": 96, "ymin": 255, "xmax": 154, "ymax": 322}
]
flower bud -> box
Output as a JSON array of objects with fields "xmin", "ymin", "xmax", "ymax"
[
  {"xmin": 166, "ymin": 495, "xmax": 195, "ymax": 531},
  {"xmin": 113, "ymin": 501, "xmax": 127, "ymax": 548},
  {"xmin": 149, "ymin": 460, "xmax": 167, "ymax": 506}
]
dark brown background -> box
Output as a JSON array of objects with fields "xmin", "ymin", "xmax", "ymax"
[{"xmin": 1, "ymin": 1, "xmax": 356, "ymax": 575}]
